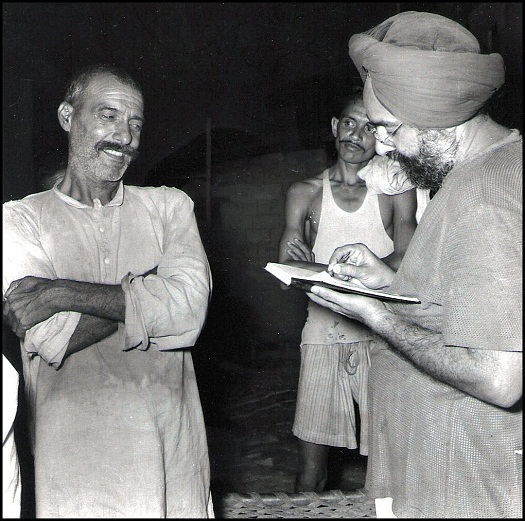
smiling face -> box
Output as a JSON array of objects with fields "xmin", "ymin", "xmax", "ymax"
[
  {"xmin": 59, "ymin": 72, "xmax": 144, "ymax": 183},
  {"xmin": 331, "ymin": 98, "xmax": 376, "ymax": 165}
]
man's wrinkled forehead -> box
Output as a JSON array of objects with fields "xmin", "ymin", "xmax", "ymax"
[{"xmin": 83, "ymin": 74, "xmax": 144, "ymax": 111}]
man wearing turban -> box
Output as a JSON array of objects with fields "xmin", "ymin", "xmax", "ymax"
[{"xmin": 307, "ymin": 11, "xmax": 522, "ymax": 518}]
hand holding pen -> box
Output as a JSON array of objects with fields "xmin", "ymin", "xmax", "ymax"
[{"xmin": 327, "ymin": 243, "xmax": 395, "ymax": 290}]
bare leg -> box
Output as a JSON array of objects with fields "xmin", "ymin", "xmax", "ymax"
[{"xmin": 295, "ymin": 439, "xmax": 330, "ymax": 492}]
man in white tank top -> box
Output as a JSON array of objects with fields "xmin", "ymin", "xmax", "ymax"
[{"xmin": 278, "ymin": 90, "xmax": 418, "ymax": 492}]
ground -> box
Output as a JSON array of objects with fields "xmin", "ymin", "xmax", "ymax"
[{"xmin": 197, "ymin": 343, "xmax": 368, "ymax": 499}]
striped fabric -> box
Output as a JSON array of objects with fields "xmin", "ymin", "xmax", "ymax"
[{"xmin": 293, "ymin": 340, "xmax": 374, "ymax": 454}]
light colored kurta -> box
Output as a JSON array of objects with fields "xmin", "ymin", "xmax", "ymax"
[
  {"xmin": 3, "ymin": 354, "xmax": 21, "ymax": 518},
  {"xmin": 3, "ymin": 183, "xmax": 214, "ymax": 518}
]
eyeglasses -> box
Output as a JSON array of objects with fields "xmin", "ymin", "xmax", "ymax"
[{"xmin": 364, "ymin": 122, "xmax": 403, "ymax": 146}]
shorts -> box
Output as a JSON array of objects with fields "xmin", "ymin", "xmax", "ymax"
[{"xmin": 293, "ymin": 340, "xmax": 373, "ymax": 454}]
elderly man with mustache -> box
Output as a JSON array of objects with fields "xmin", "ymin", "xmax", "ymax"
[{"xmin": 3, "ymin": 64, "xmax": 214, "ymax": 518}]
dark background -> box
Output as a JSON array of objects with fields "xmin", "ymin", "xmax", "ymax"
[{"xmin": 3, "ymin": 2, "xmax": 522, "ymax": 201}]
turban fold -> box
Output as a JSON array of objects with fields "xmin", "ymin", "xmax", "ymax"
[{"xmin": 348, "ymin": 11, "xmax": 505, "ymax": 128}]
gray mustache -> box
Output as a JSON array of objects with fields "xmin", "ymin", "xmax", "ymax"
[{"xmin": 95, "ymin": 141, "xmax": 139, "ymax": 160}]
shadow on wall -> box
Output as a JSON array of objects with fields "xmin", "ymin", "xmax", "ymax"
[
  {"xmin": 146, "ymin": 141, "xmax": 334, "ymax": 428},
  {"xmin": 146, "ymin": 146, "xmax": 332, "ymax": 361},
  {"xmin": 147, "ymin": 127, "xmax": 271, "ymax": 186}
]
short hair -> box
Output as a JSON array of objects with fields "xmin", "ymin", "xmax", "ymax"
[
  {"xmin": 64, "ymin": 64, "xmax": 143, "ymax": 108},
  {"xmin": 335, "ymin": 86, "xmax": 364, "ymax": 118}
]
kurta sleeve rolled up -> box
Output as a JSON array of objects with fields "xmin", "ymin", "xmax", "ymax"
[
  {"xmin": 3, "ymin": 199, "xmax": 83, "ymax": 368},
  {"xmin": 120, "ymin": 187, "xmax": 212, "ymax": 351},
  {"xmin": 23, "ymin": 312, "xmax": 82, "ymax": 367},
  {"xmin": 4, "ymin": 184, "xmax": 212, "ymax": 357}
]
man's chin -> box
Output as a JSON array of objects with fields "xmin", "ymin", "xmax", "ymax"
[
  {"xmin": 95, "ymin": 165, "xmax": 129, "ymax": 183},
  {"xmin": 391, "ymin": 152, "xmax": 443, "ymax": 191}
]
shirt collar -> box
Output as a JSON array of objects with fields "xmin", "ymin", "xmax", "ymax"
[{"xmin": 52, "ymin": 181, "xmax": 125, "ymax": 208}]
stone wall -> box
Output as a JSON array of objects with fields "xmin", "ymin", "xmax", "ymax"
[{"xmin": 180, "ymin": 148, "xmax": 331, "ymax": 359}]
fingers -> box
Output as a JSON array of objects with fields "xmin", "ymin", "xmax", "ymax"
[
  {"xmin": 307, "ymin": 288, "xmax": 341, "ymax": 313},
  {"xmin": 287, "ymin": 249, "xmax": 302, "ymax": 261},
  {"xmin": 289, "ymin": 238, "xmax": 310, "ymax": 254},
  {"xmin": 2, "ymin": 300, "xmax": 25, "ymax": 338},
  {"xmin": 310, "ymin": 284, "xmax": 345, "ymax": 304},
  {"xmin": 4, "ymin": 278, "xmax": 25, "ymax": 299},
  {"xmin": 3, "ymin": 277, "xmax": 50, "ymax": 336},
  {"xmin": 328, "ymin": 243, "xmax": 365, "ymax": 270},
  {"xmin": 307, "ymin": 286, "xmax": 356, "ymax": 318},
  {"xmin": 5, "ymin": 277, "xmax": 51, "ymax": 304},
  {"xmin": 5, "ymin": 276, "xmax": 43, "ymax": 299},
  {"xmin": 328, "ymin": 244, "xmax": 355, "ymax": 266},
  {"xmin": 286, "ymin": 239, "xmax": 313, "ymax": 262},
  {"xmin": 330, "ymin": 262, "xmax": 362, "ymax": 281},
  {"xmin": 11, "ymin": 317, "xmax": 27, "ymax": 339},
  {"xmin": 308, "ymin": 285, "xmax": 381, "ymax": 321},
  {"xmin": 4, "ymin": 296, "xmax": 32, "ymax": 338}
]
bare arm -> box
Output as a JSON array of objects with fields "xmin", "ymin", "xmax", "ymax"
[
  {"xmin": 382, "ymin": 188, "xmax": 418, "ymax": 270},
  {"xmin": 4, "ymin": 277, "xmax": 125, "ymax": 338},
  {"xmin": 4, "ymin": 266, "xmax": 158, "ymax": 360},
  {"xmin": 278, "ymin": 182, "xmax": 312, "ymax": 264},
  {"xmin": 277, "ymin": 181, "xmax": 326, "ymax": 285},
  {"xmin": 65, "ymin": 315, "xmax": 118, "ymax": 357},
  {"xmin": 367, "ymin": 303, "xmax": 522, "ymax": 408},
  {"xmin": 58, "ymin": 282, "xmax": 124, "ymax": 360},
  {"xmin": 63, "ymin": 265, "xmax": 159, "ymax": 358},
  {"xmin": 308, "ymin": 288, "xmax": 522, "ymax": 408},
  {"xmin": 314, "ymin": 198, "xmax": 522, "ymax": 408},
  {"xmin": 317, "ymin": 243, "xmax": 521, "ymax": 408}
]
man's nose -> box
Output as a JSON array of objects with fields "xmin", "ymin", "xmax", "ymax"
[
  {"xmin": 347, "ymin": 127, "xmax": 363, "ymax": 141},
  {"xmin": 113, "ymin": 122, "xmax": 133, "ymax": 145}
]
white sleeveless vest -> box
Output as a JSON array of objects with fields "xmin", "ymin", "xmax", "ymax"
[{"xmin": 301, "ymin": 169, "xmax": 394, "ymax": 345}]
